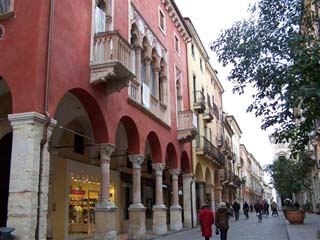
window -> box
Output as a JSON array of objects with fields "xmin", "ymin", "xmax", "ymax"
[
  {"xmin": 0, "ymin": 0, "xmax": 14, "ymax": 21},
  {"xmin": 150, "ymin": 61, "xmax": 156, "ymax": 96},
  {"xmin": 74, "ymin": 133, "xmax": 85, "ymax": 155},
  {"xmin": 191, "ymin": 43, "xmax": 195, "ymax": 58},
  {"xmin": 174, "ymin": 34, "xmax": 180, "ymax": 55},
  {"xmin": 94, "ymin": 2, "xmax": 106, "ymax": 33},
  {"xmin": 158, "ymin": 7, "xmax": 166, "ymax": 34},
  {"xmin": 200, "ymin": 58, "xmax": 203, "ymax": 72}
]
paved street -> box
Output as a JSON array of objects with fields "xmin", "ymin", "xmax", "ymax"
[{"xmin": 155, "ymin": 212, "xmax": 289, "ymax": 240}]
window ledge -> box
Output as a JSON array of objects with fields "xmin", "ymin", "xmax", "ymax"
[{"xmin": 0, "ymin": 11, "xmax": 15, "ymax": 22}]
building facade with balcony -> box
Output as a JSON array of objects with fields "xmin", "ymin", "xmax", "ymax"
[
  {"xmin": 0, "ymin": 0, "xmax": 198, "ymax": 239},
  {"xmin": 240, "ymin": 144, "xmax": 253, "ymax": 204},
  {"xmin": 184, "ymin": 18, "xmax": 225, "ymax": 217},
  {"xmin": 249, "ymin": 154, "xmax": 264, "ymax": 202}
]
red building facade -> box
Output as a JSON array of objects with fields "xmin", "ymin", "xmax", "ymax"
[{"xmin": 0, "ymin": 0, "xmax": 197, "ymax": 239}]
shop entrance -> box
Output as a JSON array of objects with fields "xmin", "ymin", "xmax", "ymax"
[{"xmin": 0, "ymin": 132, "xmax": 12, "ymax": 227}]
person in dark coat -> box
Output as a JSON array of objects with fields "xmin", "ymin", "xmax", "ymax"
[
  {"xmin": 199, "ymin": 203, "xmax": 215, "ymax": 240},
  {"xmin": 243, "ymin": 201, "xmax": 249, "ymax": 219},
  {"xmin": 232, "ymin": 201, "xmax": 241, "ymax": 220},
  {"xmin": 215, "ymin": 202, "xmax": 230, "ymax": 240}
]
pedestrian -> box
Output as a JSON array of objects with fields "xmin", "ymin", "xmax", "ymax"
[
  {"xmin": 215, "ymin": 202, "xmax": 230, "ymax": 240},
  {"xmin": 263, "ymin": 200, "xmax": 269, "ymax": 218},
  {"xmin": 250, "ymin": 204, "xmax": 254, "ymax": 212},
  {"xmin": 199, "ymin": 203, "xmax": 215, "ymax": 240},
  {"xmin": 243, "ymin": 201, "xmax": 249, "ymax": 219},
  {"xmin": 271, "ymin": 201, "xmax": 278, "ymax": 216},
  {"xmin": 254, "ymin": 200, "xmax": 262, "ymax": 222},
  {"xmin": 232, "ymin": 201, "xmax": 240, "ymax": 221}
]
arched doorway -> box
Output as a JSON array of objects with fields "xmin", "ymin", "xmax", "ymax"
[
  {"xmin": 49, "ymin": 90, "xmax": 108, "ymax": 239},
  {"xmin": 0, "ymin": 77, "xmax": 12, "ymax": 227}
]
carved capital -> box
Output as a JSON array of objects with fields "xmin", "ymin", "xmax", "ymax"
[
  {"xmin": 99, "ymin": 143, "xmax": 116, "ymax": 162},
  {"xmin": 152, "ymin": 163, "xmax": 165, "ymax": 176},
  {"xmin": 170, "ymin": 169, "xmax": 181, "ymax": 180},
  {"xmin": 129, "ymin": 154, "xmax": 144, "ymax": 168}
]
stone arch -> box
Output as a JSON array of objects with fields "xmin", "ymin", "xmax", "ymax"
[
  {"xmin": 180, "ymin": 151, "xmax": 191, "ymax": 174},
  {"xmin": 145, "ymin": 131, "xmax": 162, "ymax": 163},
  {"xmin": 165, "ymin": 142, "xmax": 178, "ymax": 169},
  {"xmin": 195, "ymin": 163, "xmax": 204, "ymax": 182},
  {"xmin": 151, "ymin": 48, "xmax": 160, "ymax": 68},
  {"xmin": 130, "ymin": 23, "xmax": 142, "ymax": 46},
  {"xmin": 142, "ymin": 36, "xmax": 152, "ymax": 59},
  {"xmin": 205, "ymin": 168, "xmax": 213, "ymax": 185},
  {"xmin": 118, "ymin": 116, "xmax": 140, "ymax": 154}
]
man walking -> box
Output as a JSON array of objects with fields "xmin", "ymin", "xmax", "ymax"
[
  {"xmin": 232, "ymin": 201, "xmax": 240, "ymax": 221},
  {"xmin": 215, "ymin": 202, "xmax": 230, "ymax": 240}
]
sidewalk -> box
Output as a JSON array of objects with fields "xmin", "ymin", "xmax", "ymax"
[{"xmin": 284, "ymin": 213, "xmax": 320, "ymax": 240}]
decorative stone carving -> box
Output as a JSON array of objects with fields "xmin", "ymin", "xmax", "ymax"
[{"xmin": 138, "ymin": 19, "xmax": 145, "ymax": 35}]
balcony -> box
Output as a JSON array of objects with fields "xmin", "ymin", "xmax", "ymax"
[
  {"xmin": 212, "ymin": 102, "xmax": 219, "ymax": 119},
  {"xmin": 177, "ymin": 110, "xmax": 198, "ymax": 142},
  {"xmin": 196, "ymin": 136, "xmax": 224, "ymax": 166},
  {"xmin": 90, "ymin": 31, "xmax": 135, "ymax": 94},
  {"xmin": 203, "ymin": 104, "xmax": 214, "ymax": 123},
  {"xmin": 193, "ymin": 90, "xmax": 206, "ymax": 114},
  {"xmin": 219, "ymin": 168, "xmax": 230, "ymax": 184}
]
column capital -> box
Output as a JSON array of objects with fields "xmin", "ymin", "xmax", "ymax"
[
  {"xmin": 98, "ymin": 143, "xmax": 116, "ymax": 162},
  {"xmin": 133, "ymin": 44, "xmax": 143, "ymax": 51},
  {"xmin": 152, "ymin": 163, "xmax": 165, "ymax": 175},
  {"xmin": 129, "ymin": 154, "xmax": 144, "ymax": 168},
  {"xmin": 170, "ymin": 169, "xmax": 181, "ymax": 180},
  {"xmin": 8, "ymin": 112, "xmax": 57, "ymax": 128},
  {"xmin": 144, "ymin": 56, "xmax": 152, "ymax": 63},
  {"xmin": 182, "ymin": 173, "xmax": 193, "ymax": 179},
  {"xmin": 153, "ymin": 67, "xmax": 161, "ymax": 73}
]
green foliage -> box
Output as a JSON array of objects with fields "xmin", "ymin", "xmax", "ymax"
[
  {"xmin": 211, "ymin": 0, "xmax": 320, "ymax": 156},
  {"xmin": 264, "ymin": 155, "xmax": 313, "ymax": 199}
]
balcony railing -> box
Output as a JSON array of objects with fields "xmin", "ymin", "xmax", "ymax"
[
  {"xmin": 90, "ymin": 30, "xmax": 135, "ymax": 94},
  {"xmin": 193, "ymin": 90, "xmax": 206, "ymax": 114},
  {"xmin": 177, "ymin": 110, "xmax": 198, "ymax": 142},
  {"xmin": 213, "ymin": 102, "xmax": 219, "ymax": 119},
  {"xmin": 196, "ymin": 136, "xmax": 224, "ymax": 166},
  {"xmin": 203, "ymin": 103, "xmax": 214, "ymax": 122}
]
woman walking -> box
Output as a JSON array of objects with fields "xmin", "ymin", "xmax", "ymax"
[
  {"xmin": 215, "ymin": 202, "xmax": 229, "ymax": 240},
  {"xmin": 199, "ymin": 203, "xmax": 215, "ymax": 240}
]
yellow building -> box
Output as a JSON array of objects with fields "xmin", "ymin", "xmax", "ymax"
[{"xmin": 184, "ymin": 18, "xmax": 225, "ymax": 221}]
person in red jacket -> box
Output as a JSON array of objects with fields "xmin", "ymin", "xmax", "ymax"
[{"xmin": 199, "ymin": 203, "xmax": 215, "ymax": 240}]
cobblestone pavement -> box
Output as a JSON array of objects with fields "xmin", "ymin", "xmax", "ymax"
[{"xmin": 156, "ymin": 212, "xmax": 289, "ymax": 240}]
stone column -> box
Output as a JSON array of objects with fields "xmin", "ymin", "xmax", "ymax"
[
  {"xmin": 214, "ymin": 186, "xmax": 222, "ymax": 205},
  {"xmin": 198, "ymin": 182, "xmax": 205, "ymax": 207},
  {"xmin": 144, "ymin": 57, "xmax": 151, "ymax": 86},
  {"xmin": 134, "ymin": 45, "xmax": 142, "ymax": 103},
  {"xmin": 152, "ymin": 163, "xmax": 167, "ymax": 234},
  {"xmin": 210, "ymin": 185, "xmax": 216, "ymax": 211},
  {"xmin": 128, "ymin": 155, "xmax": 146, "ymax": 239},
  {"xmin": 7, "ymin": 112, "xmax": 56, "ymax": 240},
  {"xmin": 170, "ymin": 169, "xmax": 182, "ymax": 231},
  {"xmin": 153, "ymin": 67, "xmax": 160, "ymax": 99},
  {"xmin": 160, "ymin": 76, "xmax": 167, "ymax": 105},
  {"xmin": 182, "ymin": 174, "xmax": 193, "ymax": 228},
  {"xmin": 94, "ymin": 144, "xmax": 117, "ymax": 240}
]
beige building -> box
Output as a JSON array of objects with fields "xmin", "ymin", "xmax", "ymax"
[{"xmin": 184, "ymin": 18, "xmax": 225, "ymax": 218}]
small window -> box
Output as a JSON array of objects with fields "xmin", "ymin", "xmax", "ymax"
[
  {"xmin": 174, "ymin": 33, "xmax": 180, "ymax": 55},
  {"xmin": 191, "ymin": 43, "xmax": 195, "ymax": 58},
  {"xmin": 158, "ymin": 7, "xmax": 166, "ymax": 34},
  {"xmin": 200, "ymin": 58, "xmax": 203, "ymax": 72},
  {"xmin": 74, "ymin": 133, "xmax": 85, "ymax": 155}
]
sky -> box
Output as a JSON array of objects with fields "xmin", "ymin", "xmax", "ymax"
[{"xmin": 175, "ymin": 0, "xmax": 274, "ymax": 168}]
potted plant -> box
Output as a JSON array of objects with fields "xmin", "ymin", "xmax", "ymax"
[{"xmin": 283, "ymin": 205, "xmax": 305, "ymax": 224}]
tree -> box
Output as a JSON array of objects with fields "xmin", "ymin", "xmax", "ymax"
[
  {"xmin": 264, "ymin": 155, "xmax": 313, "ymax": 200},
  {"xmin": 211, "ymin": 0, "xmax": 320, "ymax": 156}
]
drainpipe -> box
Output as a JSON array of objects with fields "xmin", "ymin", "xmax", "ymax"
[
  {"xmin": 35, "ymin": 0, "xmax": 55, "ymax": 239},
  {"xmin": 190, "ymin": 177, "xmax": 194, "ymax": 228}
]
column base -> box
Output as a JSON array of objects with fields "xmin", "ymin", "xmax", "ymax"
[
  {"xmin": 170, "ymin": 205, "xmax": 183, "ymax": 231},
  {"xmin": 94, "ymin": 206, "xmax": 117, "ymax": 240},
  {"xmin": 152, "ymin": 205, "xmax": 167, "ymax": 235},
  {"xmin": 128, "ymin": 205, "xmax": 146, "ymax": 240}
]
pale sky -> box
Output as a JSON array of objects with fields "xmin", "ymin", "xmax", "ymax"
[{"xmin": 175, "ymin": 0, "xmax": 274, "ymax": 167}]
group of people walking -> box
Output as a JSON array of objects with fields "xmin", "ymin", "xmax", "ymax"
[{"xmin": 198, "ymin": 199, "xmax": 279, "ymax": 239}]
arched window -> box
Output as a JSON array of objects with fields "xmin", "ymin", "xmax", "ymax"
[
  {"xmin": 150, "ymin": 61, "xmax": 155, "ymax": 96},
  {"xmin": 94, "ymin": 1, "xmax": 106, "ymax": 33}
]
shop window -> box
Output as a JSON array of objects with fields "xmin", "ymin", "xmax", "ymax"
[
  {"xmin": 74, "ymin": 133, "xmax": 84, "ymax": 155},
  {"xmin": 158, "ymin": 7, "xmax": 166, "ymax": 34}
]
